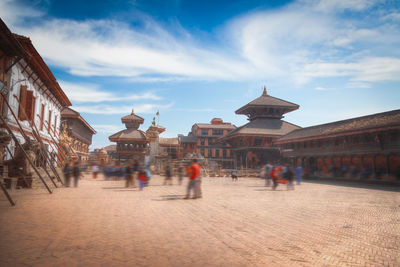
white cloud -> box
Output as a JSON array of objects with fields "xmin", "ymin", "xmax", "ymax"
[
  {"xmin": 0, "ymin": 0, "xmax": 44, "ymax": 26},
  {"xmin": 91, "ymin": 124, "xmax": 123, "ymax": 133},
  {"xmin": 59, "ymin": 81, "xmax": 161, "ymax": 103},
  {"xmin": 2, "ymin": 0, "xmax": 399, "ymax": 88},
  {"xmin": 315, "ymin": 87, "xmax": 328, "ymax": 91},
  {"xmin": 73, "ymin": 102, "xmax": 174, "ymax": 115}
]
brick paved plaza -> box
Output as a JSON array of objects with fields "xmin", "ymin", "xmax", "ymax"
[{"xmin": 1, "ymin": 174, "xmax": 399, "ymax": 267}]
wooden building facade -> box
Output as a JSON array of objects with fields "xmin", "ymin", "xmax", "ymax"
[{"xmin": 275, "ymin": 110, "xmax": 400, "ymax": 180}]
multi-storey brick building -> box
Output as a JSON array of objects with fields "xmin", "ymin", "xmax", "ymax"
[{"xmin": 179, "ymin": 118, "xmax": 236, "ymax": 168}]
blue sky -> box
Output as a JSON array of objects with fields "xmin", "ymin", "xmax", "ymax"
[{"xmin": 1, "ymin": 0, "xmax": 400, "ymax": 149}]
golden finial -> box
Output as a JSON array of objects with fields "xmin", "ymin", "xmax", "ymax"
[{"xmin": 262, "ymin": 86, "xmax": 267, "ymax": 96}]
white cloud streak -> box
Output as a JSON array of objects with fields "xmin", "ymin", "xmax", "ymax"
[
  {"xmin": 2, "ymin": 0, "xmax": 400, "ymax": 88},
  {"xmin": 59, "ymin": 81, "xmax": 161, "ymax": 103},
  {"xmin": 73, "ymin": 102, "xmax": 174, "ymax": 114}
]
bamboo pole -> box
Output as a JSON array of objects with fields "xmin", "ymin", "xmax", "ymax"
[{"xmin": 13, "ymin": 95, "xmax": 64, "ymax": 184}]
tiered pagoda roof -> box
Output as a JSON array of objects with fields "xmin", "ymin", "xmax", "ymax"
[
  {"xmin": 109, "ymin": 110, "xmax": 147, "ymax": 142},
  {"xmin": 220, "ymin": 87, "xmax": 301, "ymax": 141}
]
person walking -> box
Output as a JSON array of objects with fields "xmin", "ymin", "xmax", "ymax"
[
  {"xmin": 138, "ymin": 164, "xmax": 147, "ymax": 191},
  {"xmin": 264, "ymin": 162, "xmax": 273, "ymax": 186},
  {"xmin": 294, "ymin": 165, "xmax": 303, "ymax": 185},
  {"xmin": 164, "ymin": 162, "xmax": 173, "ymax": 185},
  {"xmin": 125, "ymin": 161, "xmax": 134, "ymax": 188},
  {"xmin": 184, "ymin": 159, "xmax": 200, "ymax": 199},
  {"xmin": 63, "ymin": 160, "xmax": 72, "ymax": 187},
  {"xmin": 92, "ymin": 164, "xmax": 99, "ymax": 179},
  {"xmin": 72, "ymin": 160, "xmax": 81, "ymax": 188},
  {"xmin": 270, "ymin": 165, "xmax": 280, "ymax": 190},
  {"xmin": 177, "ymin": 162, "xmax": 184, "ymax": 185},
  {"xmin": 286, "ymin": 165, "xmax": 295, "ymax": 190}
]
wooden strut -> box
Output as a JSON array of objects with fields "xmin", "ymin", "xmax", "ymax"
[
  {"xmin": 35, "ymin": 115, "xmax": 67, "ymax": 165},
  {"xmin": 0, "ymin": 116, "xmax": 52, "ymax": 194},
  {"xmin": 13, "ymin": 95, "xmax": 64, "ymax": 185},
  {"xmin": 0, "ymin": 178, "xmax": 15, "ymax": 206},
  {"xmin": 0, "ymin": 94, "xmax": 57, "ymax": 190},
  {"xmin": 14, "ymin": 95, "xmax": 65, "ymax": 168},
  {"xmin": 40, "ymin": 116, "xmax": 70, "ymax": 163},
  {"xmin": 2, "ymin": 95, "xmax": 58, "ymax": 188}
]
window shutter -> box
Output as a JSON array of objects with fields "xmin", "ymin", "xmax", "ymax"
[
  {"xmin": 40, "ymin": 104, "xmax": 45, "ymax": 131},
  {"xmin": 48, "ymin": 110, "xmax": 52, "ymax": 134},
  {"xmin": 25, "ymin": 90, "xmax": 35, "ymax": 121},
  {"xmin": 18, "ymin": 85, "xmax": 27, "ymax": 121},
  {"xmin": 54, "ymin": 115, "xmax": 57, "ymax": 135}
]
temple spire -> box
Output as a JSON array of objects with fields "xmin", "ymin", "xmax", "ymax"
[
  {"xmin": 131, "ymin": 108, "xmax": 134, "ymax": 115},
  {"xmin": 262, "ymin": 86, "xmax": 268, "ymax": 96}
]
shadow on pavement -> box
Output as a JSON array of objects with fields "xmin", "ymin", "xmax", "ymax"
[
  {"xmin": 102, "ymin": 187, "xmax": 128, "ymax": 190},
  {"xmin": 304, "ymin": 180, "xmax": 400, "ymax": 192},
  {"xmin": 152, "ymin": 194, "xmax": 186, "ymax": 201}
]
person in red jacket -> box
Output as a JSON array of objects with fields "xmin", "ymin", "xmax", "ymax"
[
  {"xmin": 184, "ymin": 159, "xmax": 200, "ymax": 199},
  {"xmin": 270, "ymin": 165, "xmax": 280, "ymax": 190}
]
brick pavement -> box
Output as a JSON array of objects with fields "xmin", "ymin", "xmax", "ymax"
[{"xmin": 0, "ymin": 174, "xmax": 399, "ymax": 266}]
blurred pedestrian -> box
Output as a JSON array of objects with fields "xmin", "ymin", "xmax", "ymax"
[
  {"xmin": 92, "ymin": 164, "xmax": 99, "ymax": 179},
  {"xmin": 178, "ymin": 162, "xmax": 184, "ymax": 185},
  {"xmin": 63, "ymin": 160, "xmax": 72, "ymax": 187},
  {"xmin": 286, "ymin": 165, "xmax": 295, "ymax": 190},
  {"xmin": 72, "ymin": 160, "xmax": 81, "ymax": 187},
  {"xmin": 184, "ymin": 159, "xmax": 200, "ymax": 199},
  {"xmin": 164, "ymin": 162, "xmax": 173, "ymax": 185},
  {"xmin": 294, "ymin": 165, "xmax": 303, "ymax": 185},
  {"xmin": 270, "ymin": 166, "xmax": 280, "ymax": 190},
  {"xmin": 138, "ymin": 164, "xmax": 147, "ymax": 191},
  {"xmin": 125, "ymin": 161, "xmax": 134, "ymax": 188},
  {"xmin": 264, "ymin": 162, "xmax": 273, "ymax": 186}
]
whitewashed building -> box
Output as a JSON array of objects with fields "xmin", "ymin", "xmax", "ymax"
[{"xmin": 0, "ymin": 19, "xmax": 71, "ymax": 161}]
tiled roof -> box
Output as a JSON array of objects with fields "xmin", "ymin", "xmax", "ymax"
[
  {"xmin": 194, "ymin": 123, "xmax": 236, "ymax": 129},
  {"xmin": 159, "ymin": 137, "xmax": 179, "ymax": 146},
  {"xmin": 109, "ymin": 129, "xmax": 147, "ymax": 142},
  {"xmin": 61, "ymin": 107, "xmax": 96, "ymax": 134},
  {"xmin": 221, "ymin": 119, "xmax": 300, "ymax": 139},
  {"xmin": 179, "ymin": 135, "xmax": 197, "ymax": 143},
  {"xmin": 13, "ymin": 34, "xmax": 71, "ymax": 107},
  {"xmin": 235, "ymin": 90, "xmax": 299, "ymax": 115},
  {"xmin": 103, "ymin": 145, "xmax": 116, "ymax": 151},
  {"xmin": 277, "ymin": 109, "xmax": 400, "ymax": 143},
  {"xmin": 121, "ymin": 110, "xmax": 144, "ymax": 123}
]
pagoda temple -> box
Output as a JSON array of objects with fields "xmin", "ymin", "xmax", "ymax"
[
  {"xmin": 219, "ymin": 87, "xmax": 300, "ymax": 168},
  {"xmin": 108, "ymin": 110, "xmax": 148, "ymax": 162}
]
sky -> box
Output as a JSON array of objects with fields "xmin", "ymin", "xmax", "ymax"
[{"xmin": 1, "ymin": 0, "xmax": 400, "ymax": 149}]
